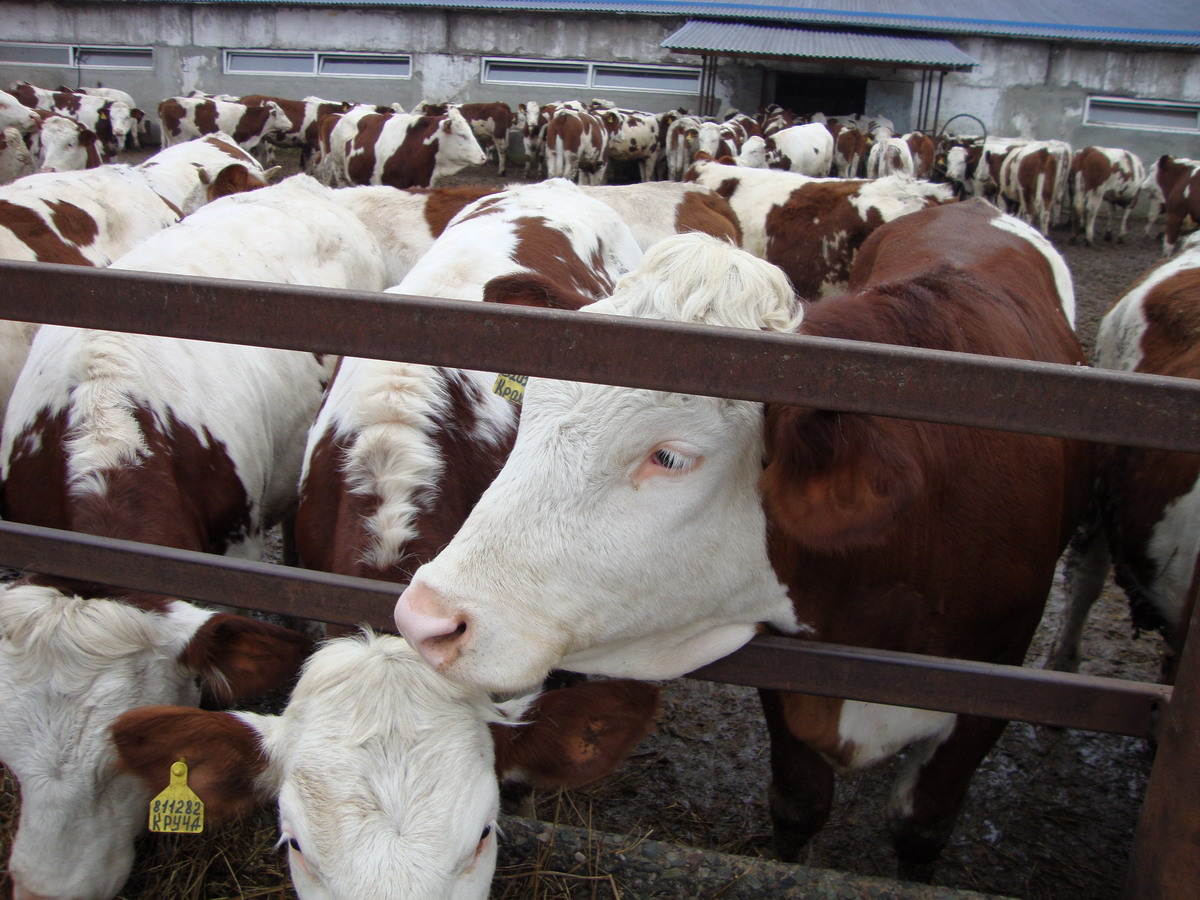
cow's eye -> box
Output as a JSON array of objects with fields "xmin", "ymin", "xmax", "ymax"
[
  {"xmin": 288, "ymin": 837, "xmax": 302, "ymax": 853},
  {"xmin": 651, "ymin": 447, "xmax": 693, "ymax": 471}
]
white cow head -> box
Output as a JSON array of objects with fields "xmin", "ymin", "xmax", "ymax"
[
  {"xmin": 430, "ymin": 108, "xmax": 488, "ymax": 184},
  {"xmin": 394, "ymin": 233, "xmax": 804, "ymax": 692},
  {"xmin": 735, "ymin": 135, "xmax": 768, "ymax": 168},
  {"xmin": 37, "ymin": 114, "xmax": 97, "ymax": 172},
  {"xmin": 113, "ymin": 632, "xmax": 659, "ymax": 900},
  {"xmin": 0, "ymin": 582, "xmax": 310, "ymax": 900}
]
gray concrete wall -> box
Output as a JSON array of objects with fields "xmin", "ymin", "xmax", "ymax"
[{"xmin": 3, "ymin": 1, "xmax": 1198, "ymax": 165}]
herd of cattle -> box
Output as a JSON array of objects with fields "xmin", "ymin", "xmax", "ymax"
[{"xmin": 0, "ymin": 76, "xmax": 1198, "ymax": 899}]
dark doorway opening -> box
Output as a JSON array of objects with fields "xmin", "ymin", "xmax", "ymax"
[{"xmin": 773, "ymin": 72, "xmax": 867, "ymax": 117}]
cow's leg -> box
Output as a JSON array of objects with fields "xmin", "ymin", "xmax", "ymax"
[
  {"xmin": 758, "ymin": 689, "xmax": 836, "ymax": 863},
  {"xmin": 1163, "ymin": 209, "xmax": 1183, "ymax": 256},
  {"xmin": 1117, "ymin": 203, "xmax": 1134, "ymax": 243},
  {"xmin": 1144, "ymin": 195, "xmax": 1163, "ymax": 237},
  {"xmin": 495, "ymin": 137, "xmax": 507, "ymax": 176},
  {"xmin": 1046, "ymin": 522, "xmax": 1111, "ymax": 673},
  {"xmin": 889, "ymin": 713, "xmax": 1008, "ymax": 883}
]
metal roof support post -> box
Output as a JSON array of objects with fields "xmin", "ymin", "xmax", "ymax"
[
  {"xmin": 1123, "ymin": 588, "xmax": 1200, "ymax": 898},
  {"xmin": 702, "ymin": 54, "xmax": 718, "ymax": 118},
  {"xmin": 933, "ymin": 71, "xmax": 945, "ymax": 135}
]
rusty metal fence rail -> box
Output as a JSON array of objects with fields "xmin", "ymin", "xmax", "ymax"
[{"xmin": 0, "ymin": 259, "xmax": 1196, "ymax": 898}]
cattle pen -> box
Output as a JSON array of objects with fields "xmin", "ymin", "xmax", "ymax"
[{"xmin": 0, "ymin": 257, "xmax": 1197, "ymax": 899}]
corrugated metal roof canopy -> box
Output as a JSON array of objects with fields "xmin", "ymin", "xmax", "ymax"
[
  {"xmin": 663, "ymin": 20, "xmax": 978, "ymax": 69},
  {"xmin": 121, "ymin": 2, "xmax": 1200, "ymax": 49}
]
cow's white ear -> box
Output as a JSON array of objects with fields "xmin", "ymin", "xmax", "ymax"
[
  {"xmin": 262, "ymin": 165, "xmax": 283, "ymax": 181},
  {"xmin": 193, "ymin": 162, "xmax": 211, "ymax": 185},
  {"xmin": 441, "ymin": 117, "xmax": 453, "ymax": 133}
]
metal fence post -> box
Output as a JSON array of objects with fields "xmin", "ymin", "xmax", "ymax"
[{"xmin": 1124, "ymin": 578, "xmax": 1200, "ymax": 898}]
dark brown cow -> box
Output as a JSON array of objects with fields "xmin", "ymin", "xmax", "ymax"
[
  {"xmin": 392, "ymin": 199, "xmax": 1093, "ymax": 879},
  {"xmin": 1049, "ymin": 236, "xmax": 1200, "ymax": 682},
  {"xmin": 833, "ymin": 125, "xmax": 868, "ymax": 177}
]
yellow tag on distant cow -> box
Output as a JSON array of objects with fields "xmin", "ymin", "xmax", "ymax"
[
  {"xmin": 148, "ymin": 759, "xmax": 204, "ymax": 834},
  {"xmin": 493, "ymin": 373, "xmax": 528, "ymax": 406}
]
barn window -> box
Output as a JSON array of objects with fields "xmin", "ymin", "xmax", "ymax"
[
  {"xmin": 225, "ymin": 51, "xmax": 316, "ymax": 76},
  {"xmin": 0, "ymin": 43, "xmax": 73, "ymax": 67},
  {"xmin": 483, "ymin": 60, "xmax": 589, "ymax": 87},
  {"xmin": 1085, "ymin": 96, "xmax": 1200, "ymax": 133},
  {"xmin": 224, "ymin": 50, "xmax": 411, "ymax": 79},
  {"xmin": 593, "ymin": 65, "xmax": 701, "ymax": 94},
  {"xmin": 75, "ymin": 47, "xmax": 153, "ymax": 69},
  {"xmin": 0, "ymin": 42, "xmax": 151, "ymax": 69},
  {"xmin": 483, "ymin": 57, "xmax": 700, "ymax": 95},
  {"xmin": 318, "ymin": 54, "xmax": 411, "ymax": 78}
]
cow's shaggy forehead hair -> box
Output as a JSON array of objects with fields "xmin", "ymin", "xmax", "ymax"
[
  {"xmin": 598, "ymin": 232, "xmax": 802, "ymax": 332},
  {"xmin": 256, "ymin": 633, "xmax": 523, "ymax": 894},
  {"xmin": 0, "ymin": 584, "xmax": 198, "ymax": 687}
]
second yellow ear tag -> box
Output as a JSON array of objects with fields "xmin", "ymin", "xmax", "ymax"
[
  {"xmin": 148, "ymin": 759, "xmax": 204, "ymax": 834},
  {"xmin": 492, "ymin": 373, "xmax": 528, "ymax": 406}
]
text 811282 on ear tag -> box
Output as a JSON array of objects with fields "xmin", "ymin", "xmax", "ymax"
[
  {"xmin": 493, "ymin": 373, "xmax": 528, "ymax": 406},
  {"xmin": 148, "ymin": 759, "xmax": 204, "ymax": 834}
]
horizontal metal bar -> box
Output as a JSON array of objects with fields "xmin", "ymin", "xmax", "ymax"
[
  {"xmin": 2, "ymin": 260, "xmax": 1200, "ymax": 453},
  {"xmin": 0, "ymin": 521, "xmax": 1168, "ymax": 738},
  {"xmin": 690, "ymin": 635, "xmax": 1168, "ymax": 739}
]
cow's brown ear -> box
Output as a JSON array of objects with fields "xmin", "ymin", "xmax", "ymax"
[
  {"xmin": 180, "ymin": 614, "xmax": 312, "ymax": 704},
  {"xmin": 112, "ymin": 706, "xmax": 271, "ymax": 823},
  {"xmin": 482, "ymin": 272, "xmax": 594, "ymax": 311},
  {"xmin": 760, "ymin": 404, "xmax": 924, "ymax": 552},
  {"xmin": 491, "ymin": 680, "xmax": 659, "ymax": 790},
  {"xmin": 205, "ymin": 163, "xmax": 269, "ymax": 201}
]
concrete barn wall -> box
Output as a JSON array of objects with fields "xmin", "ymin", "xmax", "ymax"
[{"xmin": 2, "ymin": 1, "xmax": 1197, "ymax": 165}]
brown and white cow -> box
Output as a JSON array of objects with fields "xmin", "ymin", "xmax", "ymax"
[
  {"xmin": 902, "ymin": 131, "xmax": 936, "ymax": 179},
  {"xmin": 999, "ymin": 139, "xmax": 1073, "ymax": 236},
  {"xmin": 1048, "ymin": 233, "xmax": 1200, "ymax": 683},
  {"xmin": 589, "ymin": 106, "xmax": 666, "ymax": 182},
  {"xmin": 1069, "ymin": 145, "xmax": 1146, "ymax": 245},
  {"xmin": 684, "ymin": 159, "xmax": 956, "ymax": 298},
  {"xmin": 415, "ymin": 100, "xmax": 516, "ymax": 176},
  {"xmin": 0, "ymin": 88, "xmax": 38, "ymax": 134},
  {"xmin": 1154, "ymin": 156, "xmax": 1200, "ymax": 256},
  {"xmin": 1142, "ymin": 154, "xmax": 1200, "ymax": 241},
  {"xmin": 318, "ymin": 107, "xmax": 487, "ymax": 190},
  {"xmin": 27, "ymin": 109, "xmax": 103, "ymax": 172},
  {"xmin": 0, "ymin": 134, "xmax": 272, "ymax": 422},
  {"xmin": 663, "ymin": 113, "xmax": 707, "ymax": 181},
  {"xmin": 866, "ymin": 135, "xmax": 916, "ymax": 179},
  {"xmin": 393, "ymin": 200, "xmax": 1092, "ymax": 877},
  {"xmin": 238, "ymin": 94, "xmax": 353, "ymax": 166},
  {"xmin": 971, "ymin": 136, "xmax": 1029, "ymax": 204},
  {"xmin": 67, "ymin": 86, "xmax": 148, "ymax": 148},
  {"xmin": 295, "ymin": 178, "xmax": 643, "ymax": 586},
  {"xmin": 764, "ymin": 122, "xmax": 834, "ymax": 176},
  {"xmin": 13, "ymin": 81, "xmax": 132, "ymax": 161},
  {"xmin": 544, "ymin": 107, "xmax": 614, "ymax": 185},
  {"xmin": 695, "ymin": 118, "xmax": 753, "ymax": 163},
  {"xmin": 0, "ymin": 125, "xmax": 35, "ymax": 185},
  {"xmin": 517, "ymin": 100, "xmax": 587, "ymax": 179},
  {"xmin": 0, "ymin": 173, "xmax": 399, "ymax": 900},
  {"xmin": 833, "ymin": 125, "xmax": 868, "ymax": 178},
  {"xmin": 112, "ymin": 632, "xmax": 658, "ymax": 900},
  {"xmin": 157, "ymin": 95, "xmax": 291, "ymax": 153}
]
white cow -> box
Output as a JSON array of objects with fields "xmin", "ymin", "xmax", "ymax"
[
  {"xmin": 111, "ymin": 633, "xmax": 658, "ymax": 900},
  {"xmin": 766, "ymin": 122, "xmax": 834, "ymax": 176},
  {"xmin": 866, "ymin": 136, "xmax": 916, "ymax": 179},
  {"xmin": 0, "ymin": 89, "xmax": 38, "ymax": 133}
]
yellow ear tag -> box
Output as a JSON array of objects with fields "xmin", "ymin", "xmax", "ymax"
[
  {"xmin": 492, "ymin": 373, "xmax": 528, "ymax": 406},
  {"xmin": 148, "ymin": 759, "xmax": 204, "ymax": 834}
]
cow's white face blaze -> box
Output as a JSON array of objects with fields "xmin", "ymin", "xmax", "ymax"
[
  {"xmin": 245, "ymin": 637, "xmax": 509, "ymax": 900},
  {"xmin": 396, "ymin": 234, "xmax": 805, "ymax": 692},
  {"xmin": 0, "ymin": 586, "xmax": 212, "ymax": 900}
]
